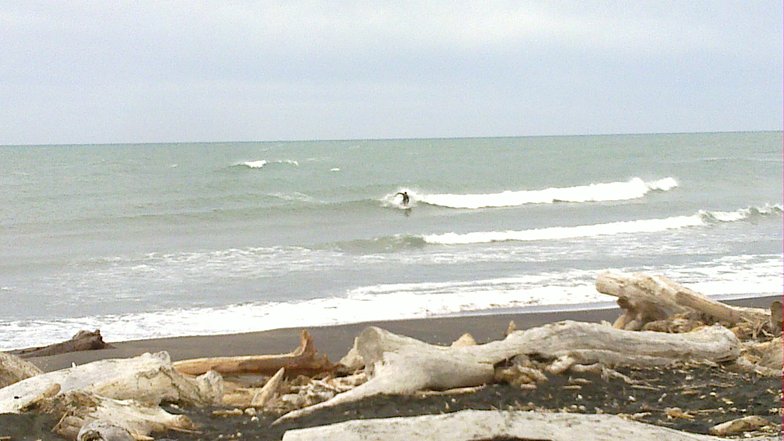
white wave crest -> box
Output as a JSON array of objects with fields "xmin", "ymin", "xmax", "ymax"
[
  {"xmin": 412, "ymin": 177, "xmax": 677, "ymax": 209},
  {"xmin": 423, "ymin": 204, "xmax": 781, "ymax": 245},
  {"xmin": 238, "ymin": 159, "xmax": 299, "ymax": 169},
  {"xmin": 241, "ymin": 160, "xmax": 267, "ymax": 168}
]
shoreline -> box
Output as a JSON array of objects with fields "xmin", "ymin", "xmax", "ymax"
[{"xmin": 27, "ymin": 294, "xmax": 780, "ymax": 373}]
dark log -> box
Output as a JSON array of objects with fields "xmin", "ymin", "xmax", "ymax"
[{"xmin": 8, "ymin": 330, "xmax": 113, "ymax": 358}]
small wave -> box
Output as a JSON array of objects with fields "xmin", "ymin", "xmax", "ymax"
[
  {"xmin": 235, "ymin": 159, "xmax": 299, "ymax": 169},
  {"xmin": 399, "ymin": 177, "xmax": 677, "ymax": 209},
  {"xmin": 329, "ymin": 235, "xmax": 428, "ymax": 253},
  {"xmin": 423, "ymin": 204, "xmax": 781, "ymax": 245}
]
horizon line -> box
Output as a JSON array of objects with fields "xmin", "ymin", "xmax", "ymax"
[{"xmin": 1, "ymin": 128, "xmax": 781, "ymax": 148}]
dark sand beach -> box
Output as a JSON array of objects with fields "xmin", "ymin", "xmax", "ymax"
[
  {"xmin": 28, "ymin": 296, "xmax": 778, "ymax": 372},
  {"xmin": 4, "ymin": 295, "xmax": 782, "ymax": 440}
]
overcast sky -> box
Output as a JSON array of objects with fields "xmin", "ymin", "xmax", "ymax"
[{"xmin": 1, "ymin": 1, "xmax": 781, "ymax": 145}]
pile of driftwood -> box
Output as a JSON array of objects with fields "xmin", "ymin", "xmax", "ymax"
[{"xmin": 0, "ymin": 272, "xmax": 780, "ymax": 440}]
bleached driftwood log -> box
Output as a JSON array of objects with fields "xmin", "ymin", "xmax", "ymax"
[
  {"xmin": 0, "ymin": 351, "xmax": 222, "ymax": 413},
  {"xmin": 173, "ymin": 330, "xmax": 333, "ymax": 377},
  {"xmin": 0, "ymin": 351, "xmax": 42, "ymax": 388},
  {"xmin": 280, "ymin": 410, "xmax": 778, "ymax": 441},
  {"xmin": 275, "ymin": 321, "xmax": 739, "ymax": 422},
  {"xmin": 44, "ymin": 391, "xmax": 196, "ymax": 441},
  {"xmin": 9, "ymin": 330, "xmax": 113, "ymax": 358},
  {"xmin": 77, "ymin": 421, "xmax": 134, "ymax": 441},
  {"xmin": 596, "ymin": 272, "xmax": 770, "ymax": 331}
]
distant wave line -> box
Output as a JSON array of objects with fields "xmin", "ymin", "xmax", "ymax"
[
  {"xmin": 386, "ymin": 177, "xmax": 678, "ymax": 209},
  {"xmin": 422, "ymin": 204, "xmax": 782, "ymax": 245}
]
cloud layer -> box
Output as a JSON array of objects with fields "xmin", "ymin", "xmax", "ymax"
[{"xmin": 1, "ymin": 1, "xmax": 781, "ymax": 144}]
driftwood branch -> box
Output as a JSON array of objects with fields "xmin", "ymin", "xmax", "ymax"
[
  {"xmin": 275, "ymin": 321, "xmax": 739, "ymax": 422},
  {"xmin": 280, "ymin": 409, "xmax": 777, "ymax": 441},
  {"xmin": 173, "ymin": 330, "xmax": 333, "ymax": 377}
]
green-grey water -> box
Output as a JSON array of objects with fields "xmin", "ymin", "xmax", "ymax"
[{"xmin": 0, "ymin": 132, "xmax": 781, "ymax": 349}]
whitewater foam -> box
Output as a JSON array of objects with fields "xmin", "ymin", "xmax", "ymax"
[
  {"xmin": 405, "ymin": 177, "xmax": 678, "ymax": 209},
  {"xmin": 1, "ymin": 254, "xmax": 778, "ymax": 350},
  {"xmin": 423, "ymin": 204, "xmax": 781, "ymax": 245}
]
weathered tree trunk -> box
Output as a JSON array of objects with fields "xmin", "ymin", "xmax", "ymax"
[
  {"xmin": 0, "ymin": 351, "xmax": 222, "ymax": 413},
  {"xmin": 8, "ymin": 330, "xmax": 113, "ymax": 359},
  {"xmin": 596, "ymin": 272, "xmax": 770, "ymax": 331},
  {"xmin": 173, "ymin": 330, "xmax": 333, "ymax": 377},
  {"xmin": 275, "ymin": 321, "xmax": 739, "ymax": 422},
  {"xmin": 280, "ymin": 409, "xmax": 778, "ymax": 441},
  {"xmin": 0, "ymin": 351, "xmax": 42, "ymax": 388},
  {"xmin": 46, "ymin": 391, "xmax": 197, "ymax": 441}
]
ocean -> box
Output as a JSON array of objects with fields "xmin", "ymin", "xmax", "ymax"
[{"xmin": 0, "ymin": 132, "xmax": 781, "ymax": 350}]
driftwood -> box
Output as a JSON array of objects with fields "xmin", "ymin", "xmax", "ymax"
[
  {"xmin": 0, "ymin": 351, "xmax": 42, "ymax": 388},
  {"xmin": 252, "ymin": 367, "xmax": 285, "ymax": 408},
  {"xmin": 9, "ymin": 330, "xmax": 113, "ymax": 359},
  {"xmin": 770, "ymin": 300, "xmax": 782, "ymax": 335},
  {"xmin": 0, "ymin": 351, "xmax": 222, "ymax": 413},
  {"xmin": 275, "ymin": 321, "xmax": 739, "ymax": 422},
  {"xmin": 737, "ymin": 337, "xmax": 783, "ymax": 377},
  {"xmin": 596, "ymin": 272, "xmax": 771, "ymax": 331},
  {"xmin": 173, "ymin": 330, "xmax": 333, "ymax": 377},
  {"xmin": 709, "ymin": 415, "xmax": 772, "ymax": 436},
  {"xmin": 44, "ymin": 391, "xmax": 196, "ymax": 441},
  {"xmin": 280, "ymin": 409, "xmax": 778, "ymax": 441},
  {"xmin": 77, "ymin": 421, "xmax": 134, "ymax": 441}
]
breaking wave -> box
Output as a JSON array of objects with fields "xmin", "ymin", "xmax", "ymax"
[
  {"xmin": 423, "ymin": 204, "xmax": 782, "ymax": 245},
  {"xmin": 400, "ymin": 177, "xmax": 678, "ymax": 209},
  {"xmin": 235, "ymin": 159, "xmax": 299, "ymax": 169}
]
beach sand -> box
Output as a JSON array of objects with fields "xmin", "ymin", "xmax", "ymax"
[
  {"xmin": 27, "ymin": 296, "xmax": 779, "ymax": 372},
  {"xmin": 5, "ymin": 295, "xmax": 781, "ymax": 440}
]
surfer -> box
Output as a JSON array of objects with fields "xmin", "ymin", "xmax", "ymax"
[{"xmin": 395, "ymin": 191, "xmax": 410, "ymax": 206}]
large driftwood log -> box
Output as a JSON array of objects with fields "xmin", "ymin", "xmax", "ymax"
[
  {"xmin": 0, "ymin": 351, "xmax": 42, "ymax": 388},
  {"xmin": 275, "ymin": 321, "xmax": 739, "ymax": 422},
  {"xmin": 173, "ymin": 330, "xmax": 333, "ymax": 377},
  {"xmin": 596, "ymin": 272, "xmax": 770, "ymax": 331},
  {"xmin": 9, "ymin": 330, "xmax": 113, "ymax": 359},
  {"xmin": 0, "ymin": 351, "xmax": 222, "ymax": 413},
  {"xmin": 44, "ymin": 391, "xmax": 197, "ymax": 441},
  {"xmin": 280, "ymin": 410, "xmax": 778, "ymax": 441}
]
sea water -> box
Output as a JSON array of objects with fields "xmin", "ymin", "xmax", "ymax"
[{"xmin": 0, "ymin": 132, "xmax": 781, "ymax": 349}]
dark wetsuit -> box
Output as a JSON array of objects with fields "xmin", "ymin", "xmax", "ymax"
[{"xmin": 396, "ymin": 192, "xmax": 409, "ymax": 206}]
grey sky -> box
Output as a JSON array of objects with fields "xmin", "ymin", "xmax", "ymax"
[{"xmin": 1, "ymin": 1, "xmax": 781, "ymax": 145}]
